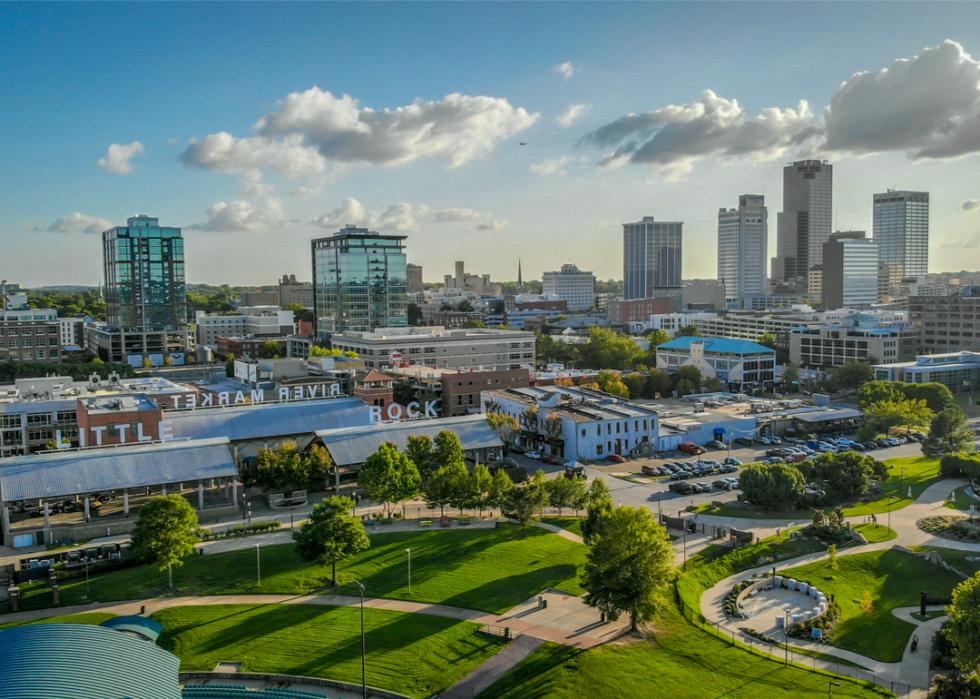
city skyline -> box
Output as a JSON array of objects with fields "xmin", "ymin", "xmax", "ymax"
[{"xmin": 2, "ymin": 3, "xmax": 980, "ymax": 286}]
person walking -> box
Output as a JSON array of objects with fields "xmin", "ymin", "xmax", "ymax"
[{"xmin": 911, "ymin": 634, "xmax": 918, "ymax": 653}]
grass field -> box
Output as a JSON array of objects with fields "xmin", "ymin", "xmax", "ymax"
[
  {"xmin": 156, "ymin": 604, "xmax": 503, "ymax": 699},
  {"xmin": 540, "ymin": 516, "xmax": 584, "ymax": 537},
  {"xmin": 911, "ymin": 546, "xmax": 980, "ymax": 576},
  {"xmin": 852, "ymin": 523, "xmax": 897, "ymax": 543},
  {"xmin": 478, "ymin": 607, "xmax": 888, "ymax": 699},
  {"xmin": 945, "ymin": 484, "xmax": 980, "ymax": 512},
  {"xmin": 16, "ymin": 525, "xmax": 585, "ymax": 614},
  {"xmin": 780, "ymin": 548, "xmax": 963, "ymax": 662},
  {"xmin": 0, "ymin": 611, "xmax": 115, "ymax": 630}
]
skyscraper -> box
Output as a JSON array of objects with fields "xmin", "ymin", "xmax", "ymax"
[
  {"xmin": 622, "ymin": 217, "xmax": 682, "ymax": 301},
  {"xmin": 717, "ymin": 195, "xmax": 768, "ymax": 309},
  {"xmin": 542, "ymin": 263, "xmax": 596, "ymax": 311},
  {"xmin": 312, "ymin": 225, "xmax": 407, "ymax": 339},
  {"xmin": 772, "ymin": 160, "xmax": 833, "ymax": 293},
  {"xmin": 821, "ymin": 231, "xmax": 879, "ymax": 309},
  {"xmin": 873, "ymin": 190, "xmax": 929, "ymax": 298},
  {"xmin": 90, "ymin": 215, "xmax": 189, "ymax": 365}
]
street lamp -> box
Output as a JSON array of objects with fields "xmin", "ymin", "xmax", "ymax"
[
  {"xmin": 255, "ymin": 543, "xmax": 261, "ymax": 586},
  {"xmin": 783, "ymin": 611, "xmax": 790, "ymax": 665},
  {"xmin": 405, "ymin": 548, "xmax": 412, "ymax": 595},
  {"xmin": 682, "ymin": 530, "xmax": 687, "ymax": 570},
  {"xmin": 354, "ymin": 580, "xmax": 367, "ymax": 699},
  {"xmin": 828, "ymin": 681, "xmax": 841, "ymax": 699}
]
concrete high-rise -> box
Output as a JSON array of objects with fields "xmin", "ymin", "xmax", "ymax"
[
  {"xmin": 406, "ymin": 263, "xmax": 424, "ymax": 293},
  {"xmin": 312, "ymin": 225, "xmax": 408, "ymax": 339},
  {"xmin": 873, "ymin": 190, "xmax": 929, "ymax": 298},
  {"xmin": 772, "ymin": 160, "xmax": 833, "ymax": 293},
  {"xmin": 821, "ymin": 231, "xmax": 879, "ymax": 309},
  {"xmin": 622, "ymin": 217, "xmax": 682, "ymax": 300},
  {"xmin": 89, "ymin": 215, "xmax": 190, "ymax": 366},
  {"xmin": 542, "ymin": 263, "xmax": 596, "ymax": 311},
  {"xmin": 717, "ymin": 195, "xmax": 767, "ymax": 309}
]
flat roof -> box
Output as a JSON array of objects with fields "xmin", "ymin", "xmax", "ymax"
[
  {"xmin": 658, "ymin": 336, "xmax": 775, "ymax": 355},
  {"xmin": 793, "ymin": 407, "xmax": 863, "ymax": 423},
  {"xmin": 0, "ymin": 438, "xmax": 236, "ymax": 502}
]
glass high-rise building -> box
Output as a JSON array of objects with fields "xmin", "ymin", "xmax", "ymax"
[
  {"xmin": 821, "ymin": 231, "xmax": 879, "ymax": 309},
  {"xmin": 717, "ymin": 194, "xmax": 767, "ymax": 309},
  {"xmin": 622, "ymin": 217, "xmax": 682, "ymax": 300},
  {"xmin": 873, "ymin": 190, "xmax": 929, "ymax": 297},
  {"xmin": 772, "ymin": 160, "xmax": 833, "ymax": 293},
  {"xmin": 312, "ymin": 225, "xmax": 408, "ymax": 338}
]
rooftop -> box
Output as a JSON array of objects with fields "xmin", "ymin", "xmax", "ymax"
[
  {"xmin": 332, "ymin": 325, "xmax": 533, "ymax": 341},
  {"xmin": 657, "ymin": 336, "xmax": 775, "ymax": 355}
]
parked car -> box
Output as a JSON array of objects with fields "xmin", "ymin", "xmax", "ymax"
[
  {"xmin": 542, "ymin": 454, "xmax": 562, "ymax": 465},
  {"xmin": 525, "ymin": 450, "xmax": 542, "ymax": 460},
  {"xmin": 607, "ymin": 453, "xmax": 627, "ymax": 463},
  {"xmin": 756, "ymin": 436, "xmax": 773, "ymax": 445},
  {"xmin": 726, "ymin": 478, "xmax": 740, "ymax": 489},
  {"xmin": 723, "ymin": 456, "xmax": 742, "ymax": 466},
  {"xmin": 564, "ymin": 463, "xmax": 586, "ymax": 479},
  {"xmin": 762, "ymin": 456, "xmax": 783, "ymax": 464},
  {"xmin": 670, "ymin": 470, "xmax": 693, "ymax": 480},
  {"xmin": 712, "ymin": 479, "xmax": 734, "ymax": 491},
  {"xmin": 862, "ymin": 441, "xmax": 879, "ymax": 450},
  {"xmin": 641, "ymin": 464, "xmax": 664, "ymax": 476},
  {"xmin": 733, "ymin": 437, "xmax": 753, "ymax": 447},
  {"xmin": 719, "ymin": 463, "xmax": 738, "ymax": 474},
  {"xmin": 669, "ymin": 481, "xmax": 695, "ymax": 494},
  {"xmin": 678, "ymin": 442, "xmax": 705, "ymax": 455},
  {"xmin": 695, "ymin": 481, "xmax": 712, "ymax": 493}
]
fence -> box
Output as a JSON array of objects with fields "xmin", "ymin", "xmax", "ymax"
[
  {"xmin": 674, "ymin": 584, "xmax": 912, "ymax": 698},
  {"xmin": 478, "ymin": 623, "xmax": 511, "ymax": 640}
]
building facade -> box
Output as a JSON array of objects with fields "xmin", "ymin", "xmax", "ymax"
[
  {"xmin": 195, "ymin": 306, "xmax": 294, "ymax": 347},
  {"xmin": 821, "ymin": 232, "xmax": 879, "ymax": 309},
  {"xmin": 717, "ymin": 194, "xmax": 768, "ymax": 308},
  {"xmin": 873, "ymin": 190, "xmax": 929, "ymax": 296},
  {"xmin": 874, "ymin": 351, "xmax": 980, "ymax": 394},
  {"xmin": 330, "ymin": 326, "xmax": 535, "ymax": 370},
  {"xmin": 772, "ymin": 160, "xmax": 833, "ymax": 293},
  {"xmin": 542, "ymin": 263, "xmax": 596, "ymax": 311},
  {"xmin": 0, "ymin": 308, "xmax": 60, "ymax": 363},
  {"xmin": 389, "ymin": 366, "xmax": 530, "ymax": 417},
  {"xmin": 406, "ymin": 263, "xmax": 424, "ymax": 293},
  {"xmin": 909, "ymin": 286, "xmax": 980, "ymax": 354},
  {"xmin": 623, "ymin": 217, "xmax": 682, "ymax": 300},
  {"xmin": 312, "ymin": 225, "xmax": 408, "ymax": 338},
  {"xmin": 278, "ymin": 274, "xmax": 314, "ymax": 307},
  {"xmin": 656, "ymin": 337, "xmax": 776, "ymax": 391},
  {"xmin": 790, "ymin": 313, "xmax": 916, "ymax": 368}
]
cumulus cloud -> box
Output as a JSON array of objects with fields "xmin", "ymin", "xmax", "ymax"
[
  {"xmin": 181, "ymin": 132, "xmax": 326, "ymax": 177},
  {"xmin": 553, "ymin": 61, "xmax": 575, "ymax": 80},
  {"xmin": 964, "ymin": 199, "xmax": 980, "ymax": 211},
  {"xmin": 530, "ymin": 156, "xmax": 575, "ymax": 176},
  {"xmin": 312, "ymin": 198, "xmax": 504, "ymax": 232},
  {"xmin": 47, "ymin": 212, "xmax": 113, "ymax": 235},
  {"xmin": 824, "ymin": 40, "xmax": 980, "ymax": 159},
  {"xmin": 97, "ymin": 141, "xmax": 144, "ymax": 174},
  {"xmin": 192, "ymin": 199, "xmax": 285, "ymax": 233},
  {"xmin": 557, "ymin": 103, "xmax": 590, "ymax": 128}
]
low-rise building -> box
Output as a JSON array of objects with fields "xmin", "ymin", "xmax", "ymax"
[
  {"xmin": 0, "ymin": 307, "xmax": 61, "ymax": 363},
  {"xmin": 874, "ymin": 351, "xmax": 980, "ymax": 393},
  {"xmin": 656, "ymin": 337, "xmax": 776, "ymax": 391},
  {"xmin": 909, "ymin": 286, "xmax": 980, "ymax": 354},
  {"xmin": 195, "ymin": 306, "xmax": 294, "ymax": 347},
  {"xmin": 609, "ymin": 297, "xmax": 674, "ymax": 326},
  {"xmin": 278, "ymin": 274, "xmax": 314, "ymax": 307},
  {"xmin": 388, "ymin": 366, "xmax": 530, "ymax": 417},
  {"xmin": 330, "ymin": 326, "xmax": 535, "ymax": 370},
  {"xmin": 790, "ymin": 313, "xmax": 916, "ymax": 368}
]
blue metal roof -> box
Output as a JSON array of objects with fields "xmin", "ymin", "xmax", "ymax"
[
  {"xmin": 102, "ymin": 615, "xmax": 164, "ymax": 642},
  {"xmin": 657, "ymin": 336, "xmax": 775, "ymax": 355},
  {"xmin": 166, "ymin": 397, "xmax": 373, "ymax": 442},
  {"xmin": 0, "ymin": 438, "xmax": 237, "ymax": 502},
  {"xmin": 317, "ymin": 414, "xmax": 502, "ymax": 466},
  {"xmin": 0, "ymin": 624, "xmax": 181, "ymax": 699}
]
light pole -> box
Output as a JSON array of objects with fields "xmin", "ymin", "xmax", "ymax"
[
  {"xmin": 828, "ymin": 681, "xmax": 841, "ymax": 699},
  {"xmin": 784, "ymin": 611, "xmax": 790, "ymax": 665},
  {"xmin": 682, "ymin": 530, "xmax": 687, "ymax": 570},
  {"xmin": 405, "ymin": 548, "xmax": 412, "ymax": 595},
  {"xmin": 354, "ymin": 580, "xmax": 367, "ymax": 699},
  {"xmin": 255, "ymin": 543, "xmax": 261, "ymax": 586}
]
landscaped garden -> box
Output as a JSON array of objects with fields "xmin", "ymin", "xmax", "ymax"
[
  {"xmin": 917, "ymin": 514, "xmax": 980, "ymax": 542},
  {"xmin": 155, "ymin": 603, "xmax": 503, "ymax": 699},
  {"xmin": 14, "ymin": 524, "xmax": 586, "ymax": 614},
  {"xmin": 478, "ymin": 606, "xmax": 890, "ymax": 699},
  {"xmin": 779, "ymin": 548, "xmax": 964, "ymax": 662}
]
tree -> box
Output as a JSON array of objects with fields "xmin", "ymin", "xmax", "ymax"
[
  {"xmin": 945, "ymin": 572, "xmax": 980, "ymax": 674},
  {"xmin": 568, "ymin": 476, "xmax": 589, "ymax": 516},
  {"xmin": 901, "ymin": 382, "xmax": 956, "ymax": 413},
  {"xmin": 925, "ymin": 406, "xmax": 975, "ymax": 456},
  {"xmin": 859, "ymin": 380, "xmax": 906, "ymax": 409},
  {"xmin": 623, "ymin": 372, "xmax": 648, "ymax": 399},
  {"xmin": 407, "ymin": 303, "xmax": 423, "ymax": 326},
  {"xmin": 676, "ymin": 325, "xmax": 700, "ymax": 338},
  {"xmin": 828, "ymin": 362, "xmax": 875, "ymax": 394},
  {"xmin": 703, "ymin": 377, "xmax": 724, "ymax": 392},
  {"xmin": 646, "ymin": 369, "xmax": 672, "ymax": 398},
  {"xmin": 582, "ymin": 506, "xmax": 673, "ymax": 631},
  {"xmin": 471, "ymin": 463, "xmax": 494, "ymax": 517},
  {"xmin": 423, "ymin": 464, "xmax": 457, "ymax": 516},
  {"xmin": 674, "ymin": 365, "xmax": 702, "ymax": 394},
  {"xmin": 463, "ymin": 319, "xmax": 486, "ymax": 328},
  {"xmin": 582, "ymin": 478, "xmax": 614, "ymax": 544},
  {"xmin": 546, "ymin": 475, "xmax": 578, "ymax": 516},
  {"xmin": 359, "ymin": 443, "xmax": 421, "ymax": 517},
  {"xmin": 798, "ymin": 451, "xmax": 881, "ymax": 501},
  {"xmin": 542, "ymin": 415, "xmax": 565, "ymax": 453},
  {"xmin": 457, "ymin": 299, "xmax": 474, "ymax": 313},
  {"xmin": 739, "ymin": 463, "xmax": 806, "ymax": 510},
  {"xmin": 294, "ymin": 496, "xmax": 370, "ymax": 586},
  {"xmin": 502, "ymin": 479, "xmax": 548, "ymax": 528},
  {"xmin": 646, "ymin": 329, "xmax": 671, "ymax": 348},
  {"xmin": 433, "ymin": 430, "xmax": 466, "ymax": 469},
  {"xmin": 757, "ymin": 332, "xmax": 777, "ymax": 349},
  {"xmin": 864, "ymin": 398, "xmax": 933, "ymax": 436},
  {"xmin": 486, "ymin": 413, "xmax": 519, "ymax": 452},
  {"xmin": 595, "ymin": 370, "xmax": 629, "ymax": 398},
  {"xmin": 129, "ymin": 495, "xmax": 201, "ymax": 589},
  {"xmin": 406, "ymin": 434, "xmax": 436, "ymax": 478},
  {"xmin": 447, "ymin": 461, "xmax": 477, "ymax": 515},
  {"xmin": 578, "ymin": 327, "xmax": 644, "ymax": 370},
  {"xmin": 782, "ymin": 361, "xmax": 801, "ymax": 388},
  {"xmin": 488, "ymin": 467, "xmax": 514, "ymax": 513}
]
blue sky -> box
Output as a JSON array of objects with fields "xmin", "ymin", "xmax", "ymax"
[{"xmin": 2, "ymin": 2, "xmax": 980, "ymax": 286}]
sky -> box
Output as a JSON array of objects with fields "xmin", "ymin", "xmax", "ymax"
[{"xmin": 2, "ymin": 2, "xmax": 980, "ymax": 287}]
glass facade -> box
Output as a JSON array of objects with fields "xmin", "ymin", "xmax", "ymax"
[
  {"xmin": 622, "ymin": 217, "xmax": 682, "ymax": 300},
  {"xmin": 103, "ymin": 216, "xmax": 186, "ymax": 332},
  {"xmin": 717, "ymin": 194, "xmax": 767, "ymax": 308},
  {"xmin": 773, "ymin": 160, "xmax": 833, "ymax": 291},
  {"xmin": 312, "ymin": 226, "xmax": 407, "ymax": 338},
  {"xmin": 873, "ymin": 190, "xmax": 929, "ymax": 292}
]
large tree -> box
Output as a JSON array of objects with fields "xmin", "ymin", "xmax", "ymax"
[
  {"xmin": 502, "ymin": 477, "xmax": 548, "ymax": 529},
  {"xmin": 925, "ymin": 405, "xmax": 976, "ymax": 457},
  {"xmin": 487, "ymin": 467, "xmax": 515, "ymax": 513},
  {"xmin": 546, "ymin": 475, "xmax": 578, "ymax": 516},
  {"xmin": 579, "ymin": 327, "xmax": 644, "ymax": 370},
  {"xmin": 863, "ymin": 398, "xmax": 933, "ymax": 436},
  {"xmin": 129, "ymin": 495, "xmax": 201, "ymax": 589},
  {"xmin": 358, "ymin": 442, "xmax": 421, "ymax": 517},
  {"xmin": 945, "ymin": 572, "xmax": 980, "ymax": 674},
  {"xmin": 646, "ymin": 369, "xmax": 673, "ymax": 398},
  {"xmin": 433, "ymin": 430, "xmax": 466, "ymax": 469},
  {"xmin": 582, "ymin": 478, "xmax": 614, "ymax": 544},
  {"xmin": 859, "ymin": 380, "xmax": 906, "ymax": 409},
  {"xmin": 739, "ymin": 463, "xmax": 806, "ymax": 511},
  {"xmin": 827, "ymin": 361, "xmax": 875, "ymax": 394},
  {"xmin": 294, "ymin": 496, "xmax": 370, "ymax": 586},
  {"xmin": 582, "ymin": 506, "xmax": 673, "ymax": 631},
  {"xmin": 406, "ymin": 434, "xmax": 436, "ymax": 479}
]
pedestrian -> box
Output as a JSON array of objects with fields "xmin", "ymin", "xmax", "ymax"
[{"xmin": 911, "ymin": 634, "xmax": 918, "ymax": 653}]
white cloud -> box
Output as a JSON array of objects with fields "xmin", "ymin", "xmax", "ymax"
[
  {"xmin": 47, "ymin": 212, "xmax": 113, "ymax": 235},
  {"xmin": 312, "ymin": 198, "xmax": 505, "ymax": 232},
  {"xmin": 192, "ymin": 199, "xmax": 285, "ymax": 232},
  {"xmin": 254, "ymin": 87, "xmax": 538, "ymax": 168},
  {"xmin": 180, "ymin": 132, "xmax": 326, "ymax": 177},
  {"xmin": 97, "ymin": 141, "xmax": 144, "ymax": 174},
  {"xmin": 530, "ymin": 156, "xmax": 575, "ymax": 176},
  {"xmin": 582, "ymin": 89, "xmax": 817, "ymax": 171},
  {"xmin": 964, "ymin": 199, "xmax": 980, "ymax": 211},
  {"xmin": 553, "ymin": 61, "xmax": 575, "ymax": 81},
  {"xmin": 557, "ymin": 103, "xmax": 590, "ymax": 128},
  {"xmin": 824, "ymin": 40, "xmax": 980, "ymax": 159}
]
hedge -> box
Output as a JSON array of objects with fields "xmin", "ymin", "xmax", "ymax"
[{"xmin": 939, "ymin": 452, "xmax": 980, "ymax": 479}]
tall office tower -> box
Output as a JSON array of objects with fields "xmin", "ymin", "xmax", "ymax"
[
  {"xmin": 717, "ymin": 195, "xmax": 768, "ymax": 309},
  {"xmin": 406, "ymin": 263, "xmax": 424, "ymax": 293},
  {"xmin": 542, "ymin": 263, "xmax": 596, "ymax": 311},
  {"xmin": 821, "ymin": 231, "xmax": 879, "ymax": 309},
  {"xmin": 91, "ymin": 215, "xmax": 189, "ymax": 365},
  {"xmin": 873, "ymin": 190, "xmax": 929, "ymax": 298},
  {"xmin": 312, "ymin": 225, "xmax": 408, "ymax": 339},
  {"xmin": 771, "ymin": 160, "xmax": 833, "ymax": 293},
  {"xmin": 622, "ymin": 217, "xmax": 682, "ymax": 300}
]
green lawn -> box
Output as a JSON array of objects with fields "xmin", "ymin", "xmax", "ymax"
[
  {"xmin": 156, "ymin": 604, "xmax": 503, "ymax": 699},
  {"xmin": 780, "ymin": 548, "xmax": 963, "ymax": 662},
  {"xmin": 911, "ymin": 546, "xmax": 980, "ymax": 576},
  {"xmin": 540, "ymin": 516, "xmax": 584, "ymax": 537},
  {"xmin": 0, "ymin": 611, "xmax": 116, "ymax": 630},
  {"xmin": 479, "ymin": 607, "xmax": 887, "ymax": 699},
  {"xmin": 16, "ymin": 525, "xmax": 585, "ymax": 614},
  {"xmin": 945, "ymin": 484, "xmax": 980, "ymax": 512},
  {"xmin": 852, "ymin": 523, "xmax": 897, "ymax": 543}
]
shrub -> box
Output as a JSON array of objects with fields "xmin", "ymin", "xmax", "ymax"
[{"xmin": 940, "ymin": 452, "xmax": 980, "ymax": 480}]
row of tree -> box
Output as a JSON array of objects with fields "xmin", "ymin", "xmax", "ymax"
[
  {"xmin": 858, "ymin": 379, "xmax": 974, "ymax": 455},
  {"xmin": 739, "ymin": 452, "xmax": 886, "ymax": 511}
]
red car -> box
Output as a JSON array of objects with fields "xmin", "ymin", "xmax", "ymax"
[
  {"xmin": 542, "ymin": 454, "xmax": 562, "ymax": 465},
  {"xmin": 678, "ymin": 442, "xmax": 705, "ymax": 455},
  {"xmin": 607, "ymin": 454, "xmax": 628, "ymax": 463}
]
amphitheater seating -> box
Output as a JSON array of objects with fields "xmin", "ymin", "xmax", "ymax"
[{"xmin": 182, "ymin": 685, "xmax": 330, "ymax": 699}]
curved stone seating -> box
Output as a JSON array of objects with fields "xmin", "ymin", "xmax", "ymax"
[{"xmin": 733, "ymin": 574, "xmax": 830, "ymax": 628}]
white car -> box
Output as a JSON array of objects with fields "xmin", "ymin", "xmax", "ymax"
[{"xmin": 525, "ymin": 450, "xmax": 542, "ymax": 460}]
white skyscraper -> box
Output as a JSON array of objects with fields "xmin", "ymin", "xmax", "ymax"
[
  {"xmin": 873, "ymin": 190, "xmax": 929, "ymax": 298},
  {"xmin": 542, "ymin": 263, "xmax": 596, "ymax": 311},
  {"xmin": 717, "ymin": 194, "xmax": 768, "ymax": 309}
]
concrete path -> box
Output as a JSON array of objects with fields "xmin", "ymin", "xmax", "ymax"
[
  {"xmin": 439, "ymin": 635, "xmax": 544, "ymax": 698},
  {"xmin": 891, "ymin": 606, "xmax": 949, "ymax": 689},
  {"xmin": 530, "ymin": 520, "xmax": 583, "ymax": 544}
]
